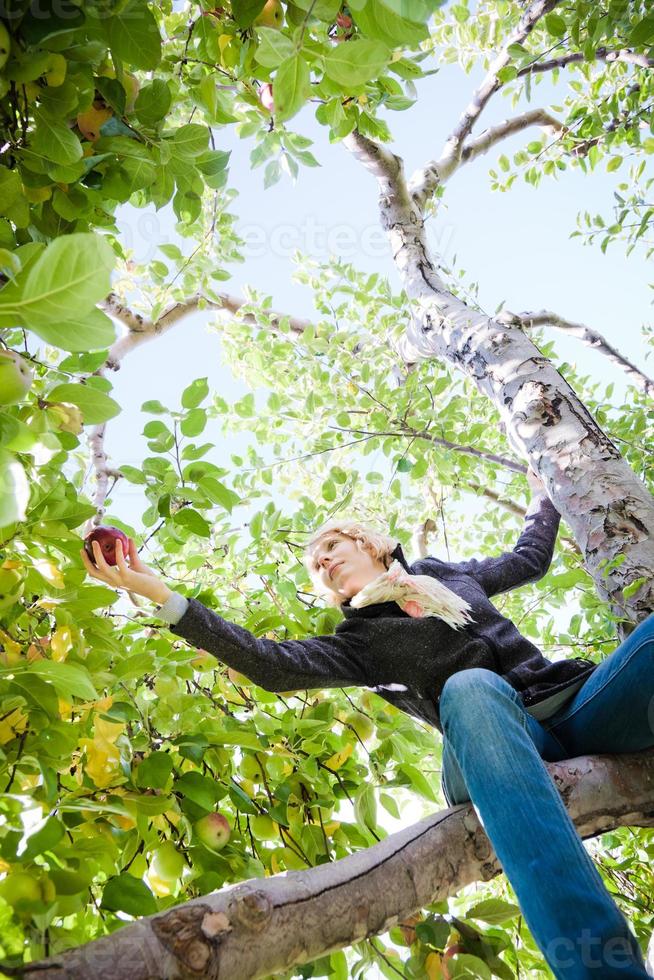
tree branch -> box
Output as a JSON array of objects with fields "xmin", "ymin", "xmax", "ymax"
[
  {"xmin": 459, "ymin": 108, "xmax": 565, "ymax": 166},
  {"xmin": 17, "ymin": 749, "xmax": 654, "ymax": 979},
  {"xmin": 499, "ymin": 308, "xmax": 654, "ymax": 396},
  {"xmin": 409, "ymin": 0, "xmax": 563, "ymax": 208},
  {"xmin": 517, "ymin": 47, "xmax": 654, "ymax": 77},
  {"xmin": 327, "ymin": 424, "xmax": 527, "ymax": 474}
]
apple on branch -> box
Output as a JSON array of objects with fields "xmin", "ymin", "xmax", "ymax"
[
  {"xmin": 83, "ymin": 526, "xmax": 129, "ymax": 567},
  {"xmin": 254, "ymin": 0, "xmax": 284, "ymax": 28},
  {"xmin": 0, "ymin": 350, "xmax": 34, "ymax": 405},
  {"xmin": 194, "ymin": 812, "xmax": 231, "ymax": 852}
]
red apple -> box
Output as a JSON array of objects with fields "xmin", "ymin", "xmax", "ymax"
[
  {"xmin": 195, "ymin": 812, "xmax": 230, "ymax": 852},
  {"xmin": 84, "ymin": 526, "xmax": 129, "ymax": 566}
]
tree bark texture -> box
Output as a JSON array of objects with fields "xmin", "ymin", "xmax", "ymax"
[{"xmin": 20, "ymin": 749, "xmax": 654, "ymax": 980}]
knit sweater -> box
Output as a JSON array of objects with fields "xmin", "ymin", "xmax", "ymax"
[{"xmin": 156, "ymin": 495, "xmax": 596, "ymax": 732}]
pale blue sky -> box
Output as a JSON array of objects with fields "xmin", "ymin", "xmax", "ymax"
[{"xmin": 97, "ymin": 57, "xmax": 652, "ymax": 532}]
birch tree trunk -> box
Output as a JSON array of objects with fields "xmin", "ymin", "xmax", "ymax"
[
  {"xmin": 345, "ymin": 133, "xmax": 654, "ymax": 628},
  {"xmin": 17, "ymin": 750, "xmax": 654, "ymax": 980}
]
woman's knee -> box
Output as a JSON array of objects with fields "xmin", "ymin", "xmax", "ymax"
[{"xmin": 439, "ymin": 668, "xmax": 516, "ymax": 727}]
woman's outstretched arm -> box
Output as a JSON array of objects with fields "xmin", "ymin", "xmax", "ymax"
[
  {"xmin": 454, "ymin": 470, "xmax": 561, "ymax": 596},
  {"xmin": 79, "ymin": 537, "xmax": 368, "ymax": 693}
]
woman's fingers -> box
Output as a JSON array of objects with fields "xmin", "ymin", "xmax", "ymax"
[{"xmin": 115, "ymin": 538, "xmax": 128, "ymax": 574}]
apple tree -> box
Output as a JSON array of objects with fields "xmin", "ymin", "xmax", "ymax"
[{"xmin": 0, "ymin": 0, "xmax": 653, "ymax": 977}]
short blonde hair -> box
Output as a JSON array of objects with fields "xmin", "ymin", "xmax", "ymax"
[{"xmin": 303, "ymin": 519, "xmax": 397, "ymax": 606}]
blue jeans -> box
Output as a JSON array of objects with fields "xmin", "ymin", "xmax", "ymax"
[{"xmin": 440, "ymin": 612, "xmax": 654, "ymax": 979}]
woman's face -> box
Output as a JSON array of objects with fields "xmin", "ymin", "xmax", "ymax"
[{"xmin": 311, "ymin": 533, "xmax": 387, "ymax": 600}]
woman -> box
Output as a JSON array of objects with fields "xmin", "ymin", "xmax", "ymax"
[{"xmin": 80, "ymin": 473, "xmax": 653, "ymax": 979}]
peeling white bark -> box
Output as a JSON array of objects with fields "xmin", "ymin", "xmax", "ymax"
[{"xmin": 20, "ymin": 749, "xmax": 654, "ymax": 980}]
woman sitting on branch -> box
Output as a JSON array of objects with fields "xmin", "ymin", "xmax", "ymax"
[{"xmin": 80, "ymin": 469, "xmax": 654, "ymax": 979}]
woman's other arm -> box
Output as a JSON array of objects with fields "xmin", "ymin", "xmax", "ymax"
[{"xmin": 448, "ymin": 470, "xmax": 561, "ymax": 597}]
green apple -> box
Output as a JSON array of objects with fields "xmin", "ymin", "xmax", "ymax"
[
  {"xmin": 150, "ymin": 841, "xmax": 185, "ymax": 882},
  {"xmin": 254, "ymin": 0, "xmax": 283, "ymax": 28},
  {"xmin": 0, "ymin": 872, "xmax": 43, "ymax": 919},
  {"xmin": 0, "ymin": 21, "xmax": 11, "ymax": 71},
  {"xmin": 0, "ymin": 566, "xmax": 25, "ymax": 611},
  {"xmin": 250, "ymin": 814, "xmax": 278, "ymax": 840},
  {"xmin": 239, "ymin": 753, "xmax": 266, "ymax": 782},
  {"xmin": 194, "ymin": 812, "xmax": 230, "ymax": 852},
  {"xmin": 0, "ymin": 350, "xmax": 33, "ymax": 406}
]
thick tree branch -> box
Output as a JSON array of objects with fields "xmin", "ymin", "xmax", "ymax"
[
  {"xmin": 409, "ymin": 0, "xmax": 563, "ymax": 208},
  {"xmin": 459, "ymin": 108, "xmax": 564, "ymax": 165},
  {"xmin": 17, "ymin": 749, "xmax": 654, "ymax": 979},
  {"xmin": 101, "ymin": 291, "xmax": 311, "ymax": 371},
  {"xmin": 499, "ymin": 308, "xmax": 654, "ymax": 396},
  {"xmin": 517, "ymin": 47, "xmax": 654, "ymax": 77}
]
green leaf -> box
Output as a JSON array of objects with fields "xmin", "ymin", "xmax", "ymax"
[
  {"xmin": 28, "ymin": 307, "xmax": 116, "ymax": 353},
  {"xmin": 101, "ymin": 874, "xmax": 158, "ymax": 916},
  {"xmin": 135, "ymin": 752, "xmax": 174, "ymax": 790},
  {"xmin": 376, "ymin": 0, "xmax": 437, "ymax": 22},
  {"xmin": 606, "ymin": 155, "xmax": 623, "ymax": 172},
  {"xmin": 198, "ymin": 477, "xmax": 240, "ymax": 512},
  {"xmin": 0, "ymin": 233, "xmax": 115, "ymax": 331},
  {"xmin": 134, "ymin": 79, "xmax": 172, "ymax": 126},
  {"xmin": 28, "ymin": 661, "xmax": 98, "ymax": 701},
  {"xmin": 46, "ymin": 383, "xmax": 121, "ymax": 424},
  {"xmin": 323, "ymin": 38, "xmax": 390, "ymax": 88},
  {"xmin": 181, "ymin": 377, "xmax": 209, "ymax": 408},
  {"xmin": 32, "ymin": 109, "xmax": 83, "ymax": 166},
  {"xmin": 255, "ymin": 27, "xmax": 295, "ymax": 67},
  {"xmin": 22, "ymin": 817, "xmax": 65, "ymax": 860},
  {"xmin": 465, "ymin": 897, "xmax": 520, "ymax": 926},
  {"xmin": 544, "ymin": 13, "xmax": 567, "ymax": 37},
  {"xmin": 352, "ymin": 4, "xmax": 428, "ymax": 47},
  {"xmin": 273, "ymin": 55, "xmax": 311, "ymax": 122},
  {"xmin": 628, "ymin": 16, "xmax": 654, "ymax": 45},
  {"xmin": 170, "ymin": 124, "xmax": 211, "ymax": 160},
  {"xmin": 180, "ymin": 409, "xmax": 207, "ymax": 437},
  {"xmin": 172, "ymin": 508, "xmax": 212, "ymax": 537},
  {"xmin": 105, "ymin": 2, "xmax": 162, "ymax": 70},
  {"xmin": 174, "ymin": 772, "xmax": 223, "ymax": 810}
]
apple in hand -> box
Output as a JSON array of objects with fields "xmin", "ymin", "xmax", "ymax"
[
  {"xmin": 84, "ymin": 526, "xmax": 129, "ymax": 566},
  {"xmin": 195, "ymin": 812, "xmax": 230, "ymax": 852},
  {"xmin": 0, "ymin": 350, "xmax": 33, "ymax": 405}
]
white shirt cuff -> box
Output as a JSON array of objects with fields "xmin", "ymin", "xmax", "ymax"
[{"xmin": 155, "ymin": 592, "xmax": 189, "ymax": 625}]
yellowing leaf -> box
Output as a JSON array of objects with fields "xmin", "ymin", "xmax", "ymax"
[
  {"xmin": 324, "ymin": 743, "xmax": 353, "ymax": 771},
  {"xmin": 0, "ymin": 707, "xmax": 28, "ymax": 745},
  {"xmin": 80, "ymin": 717, "xmax": 126, "ymax": 788},
  {"xmin": 51, "ymin": 626, "xmax": 73, "ymax": 661},
  {"xmin": 322, "ymin": 821, "xmax": 341, "ymax": 836},
  {"xmin": 33, "ymin": 559, "xmax": 65, "ymax": 589}
]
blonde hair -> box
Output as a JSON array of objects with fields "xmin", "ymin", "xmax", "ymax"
[{"xmin": 303, "ymin": 519, "xmax": 398, "ymax": 606}]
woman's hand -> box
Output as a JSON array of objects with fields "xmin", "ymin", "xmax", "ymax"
[
  {"xmin": 526, "ymin": 467, "xmax": 546, "ymax": 495},
  {"xmin": 79, "ymin": 537, "xmax": 173, "ymax": 606}
]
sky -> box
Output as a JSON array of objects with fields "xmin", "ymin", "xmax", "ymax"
[{"xmin": 99, "ymin": 55, "xmax": 653, "ymax": 539}]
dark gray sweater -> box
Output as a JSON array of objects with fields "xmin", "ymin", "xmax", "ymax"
[{"xmin": 160, "ymin": 495, "xmax": 597, "ymax": 732}]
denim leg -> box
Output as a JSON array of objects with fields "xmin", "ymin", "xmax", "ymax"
[
  {"xmin": 545, "ymin": 612, "xmax": 654, "ymax": 755},
  {"xmin": 439, "ymin": 667, "xmax": 648, "ymax": 979}
]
